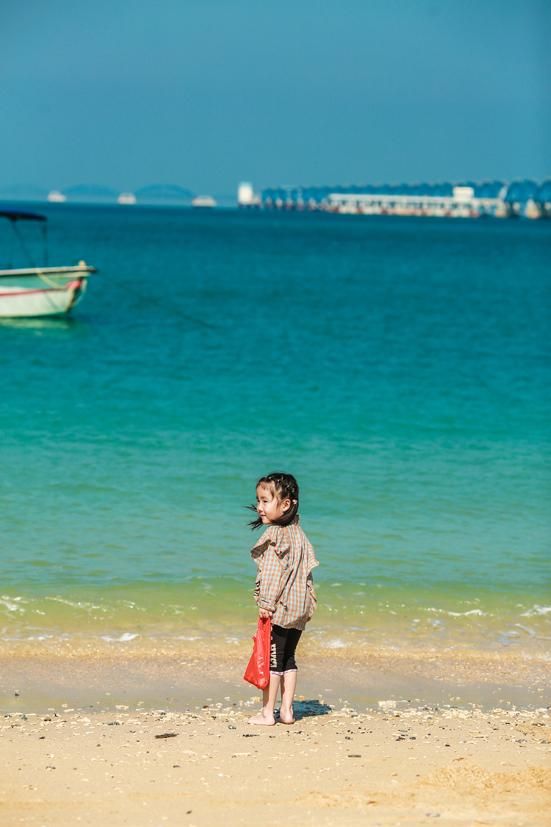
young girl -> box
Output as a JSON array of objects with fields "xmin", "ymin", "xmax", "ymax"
[{"xmin": 247, "ymin": 472, "xmax": 319, "ymax": 726}]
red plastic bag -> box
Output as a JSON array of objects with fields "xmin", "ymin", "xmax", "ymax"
[{"xmin": 243, "ymin": 616, "xmax": 272, "ymax": 689}]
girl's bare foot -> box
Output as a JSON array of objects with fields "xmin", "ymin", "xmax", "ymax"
[
  {"xmin": 279, "ymin": 706, "xmax": 295, "ymax": 724},
  {"xmin": 247, "ymin": 712, "xmax": 275, "ymax": 726}
]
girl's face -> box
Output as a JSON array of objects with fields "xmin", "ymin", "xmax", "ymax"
[{"xmin": 256, "ymin": 483, "xmax": 291, "ymax": 525}]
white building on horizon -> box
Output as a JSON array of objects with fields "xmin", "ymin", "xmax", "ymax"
[
  {"xmin": 237, "ymin": 181, "xmax": 260, "ymax": 208},
  {"xmin": 327, "ymin": 185, "xmax": 505, "ymax": 218}
]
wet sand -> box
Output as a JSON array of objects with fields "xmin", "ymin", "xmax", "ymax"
[
  {"xmin": 2, "ymin": 703, "xmax": 549, "ymax": 827},
  {"xmin": 1, "ymin": 634, "xmax": 549, "ymax": 713}
]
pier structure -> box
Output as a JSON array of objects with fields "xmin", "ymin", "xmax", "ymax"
[
  {"xmin": 327, "ymin": 186, "xmax": 504, "ymax": 218},
  {"xmin": 260, "ymin": 179, "xmax": 551, "ymax": 219},
  {"xmin": 505, "ymin": 180, "xmax": 551, "ymax": 220}
]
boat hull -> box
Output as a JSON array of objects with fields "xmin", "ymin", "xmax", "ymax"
[{"xmin": 0, "ymin": 266, "xmax": 93, "ymax": 318}]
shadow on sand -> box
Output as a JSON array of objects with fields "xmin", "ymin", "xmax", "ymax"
[{"xmin": 290, "ymin": 700, "xmax": 332, "ymax": 720}]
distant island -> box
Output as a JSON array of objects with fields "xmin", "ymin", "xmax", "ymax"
[
  {"xmin": 134, "ymin": 184, "xmax": 195, "ymax": 203},
  {"xmin": 0, "ymin": 182, "xmax": 196, "ymax": 207},
  {"xmin": 0, "ymin": 182, "xmax": 242, "ymax": 209}
]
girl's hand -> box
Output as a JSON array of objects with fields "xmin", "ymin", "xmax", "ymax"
[{"xmin": 259, "ymin": 608, "xmax": 272, "ymax": 619}]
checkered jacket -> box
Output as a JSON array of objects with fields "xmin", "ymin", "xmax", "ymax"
[{"xmin": 251, "ymin": 517, "xmax": 319, "ymax": 630}]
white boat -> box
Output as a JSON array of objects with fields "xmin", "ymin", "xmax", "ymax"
[
  {"xmin": 117, "ymin": 192, "xmax": 137, "ymax": 205},
  {"xmin": 191, "ymin": 195, "xmax": 217, "ymax": 208},
  {"xmin": 0, "ymin": 209, "xmax": 96, "ymax": 318},
  {"xmin": 47, "ymin": 190, "xmax": 67, "ymax": 203}
]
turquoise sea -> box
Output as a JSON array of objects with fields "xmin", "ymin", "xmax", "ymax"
[{"xmin": 1, "ymin": 206, "xmax": 550, "ymax": 651}]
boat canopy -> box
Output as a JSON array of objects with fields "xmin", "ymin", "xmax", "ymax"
[{"xmin": 0, "ymin": 209, "xmax": 47, "ymax": 223}]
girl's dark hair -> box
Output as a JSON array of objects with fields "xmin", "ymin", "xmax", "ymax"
[{"xmin": 247, "ymin": 472, "xmax": 299, "ymax": 530}]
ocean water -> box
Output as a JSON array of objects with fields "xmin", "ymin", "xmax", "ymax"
[{"xmin": 1, "ymin": 206, "xmax": 550, "ymax": 650}]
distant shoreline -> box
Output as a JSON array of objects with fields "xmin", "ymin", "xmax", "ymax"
[{"xmin": 3, "ymin": 176, "xmax": 549, "ymax": 219}]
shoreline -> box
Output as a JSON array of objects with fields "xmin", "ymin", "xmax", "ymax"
[
  {"xmin": 2, "ymin": 705, "xmax": 549, "ymax": 826},
  {"xmin": 2, "ymin": 640, "xmax": 549, "ymax": 715}
]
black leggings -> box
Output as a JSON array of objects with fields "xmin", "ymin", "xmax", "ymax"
[{"xmin": 270, "ymin": 624, "xmax": 302, "ymax": 675}]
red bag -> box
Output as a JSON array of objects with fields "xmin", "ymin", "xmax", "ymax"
[{"xmin": 243, "ymin": 617, "xmax": 272, "ymax": 689}]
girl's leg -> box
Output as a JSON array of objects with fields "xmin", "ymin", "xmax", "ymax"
[
  {"xmin": 247, "ymin": 674, "xmax": 281, "ymax": 725},
  {"xmin": 279, "ymin": 628, "xmax": 302, "ymax": 723},
  {"xmin": 280, "ymin": 669, "xmax": 297, "ymax": 723}
]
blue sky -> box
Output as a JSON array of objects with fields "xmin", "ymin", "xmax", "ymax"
[{"xmin": 1, "ymin": 0, "xmax": 549, "ymax": 195}]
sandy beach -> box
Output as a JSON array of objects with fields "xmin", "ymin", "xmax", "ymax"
[
  {"xmin": 2, "ymin": 640, "xmax": 550, "ymax": 826},
  {"xmin": 2, "ymin": 703, "xmax": 549, "ymax": 827}
]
